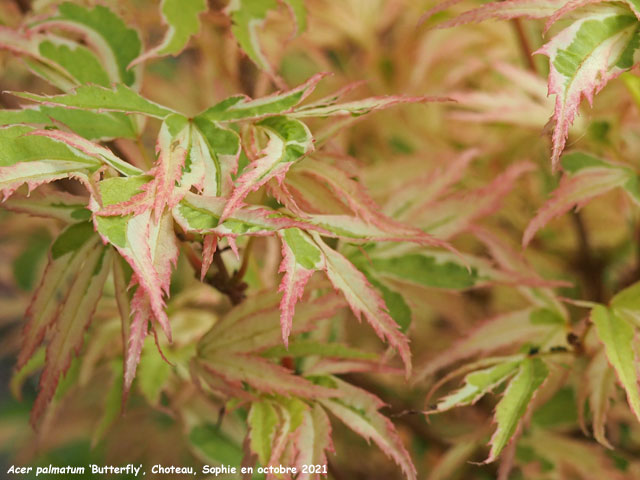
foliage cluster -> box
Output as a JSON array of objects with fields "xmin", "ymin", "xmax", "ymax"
[{"xmin": 2, "ymin": 0, "xmax": 640, "ymax": 479}]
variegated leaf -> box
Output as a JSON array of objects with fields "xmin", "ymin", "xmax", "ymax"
[
  {"xmin": 591, "ymin": 304, "xmax": 640, "ymax": 423},
  {"xmin": 33, "ymin": 2, "xmax": 143, "ymax": 88},
  {"xmin": 197, "ymin": 73, "xmax": 325, "ymax": 122},
  {"xmin": 14, "ymin": 84, "xmax": 176, "ymax": 119},
  {"xmin": 132, "ymin": 0, "xmax": 207, "ymax": 65},
  {"xmin": 227, "ymin": 0, "xmax": 306, "ymax": 78},
  {"xmin": 523, "ymin": 152, "xmax": 640, "ymax": 246},
  {"xmin": 486, "ymin": 357, "xmax": 548, "ymax": 462},
  {"xmin": 18, "ymin": 222, "xmax": 99, "ymax": 369},
  {"xmin": 318, "ymin": 376, "xmax": 417, "ymax": 480},
  {"xmin": 32, "ymin": 244, "xmax": 113, "ymax": 424},
  {"xmin": 0, "ymin": 125, "xmax": 100, "ymax": 199},
  {"xmin": 429, "ymin": 360, "xmax": 521, "ymax": 413},
  {"xmin": 222, "ymin": 116, "xmax": 314, "ymax": 220}
]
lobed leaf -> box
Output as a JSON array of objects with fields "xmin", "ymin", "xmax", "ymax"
[
  {"xmin": 34, "ymin": 2, "xmax": 142, "ymax": 87},
  {"xmin": 538, "ymin": 5, "xmax": 640, "ymax": 168},
  {"xmin": 15, "ymin": 84, "xmax": 176, "ymax": 119},
  {"xmin": 222, "ymin": 116, "xmax": 314, "ymax": 220},
  {"xmin": 248, "ymin": 400, "xmax": 279, "ymax": 466},
  {"xmin": 18, "ymin": 222, "xmax": 99, "ymax": 369},
  {"xmin": 591, "ymin": 304, "xmax": 640, "ymax": 423},
  {"xmin": 523, "ymin": 152, "xmax": 640, "ymax": 246},
  {"xmin": 3, "ymin": 189, "xmax": 90, "ymax": 223},
  {"xmin": 430, "ymin": 361, "xmax": 521, "ymax": 413},
  {"xmin": 586, "ymin": 349, "xmax": 616, "ymax": 448},
  {"xmin": 197, "ymin": 73, "xmax": 325, "ymax": 122},
  {"xmin": 486, "ymin": 357, "xmax": 548, "ymax": 462},
  {"xmin": 227, "ymin": 0, "xmax": 306, "ymax": 78},
  {"xmin": 318, "ymin": 377, "xmax": 417, "ymax": 480},
  {"xmin": 132, "ymin": 0, "xmax": 207, "ymax": 65},
  {"xmin": 31, "ymin": 245, "xmax": 113, "ymax": 424}
]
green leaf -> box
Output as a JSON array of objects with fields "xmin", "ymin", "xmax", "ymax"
[
  {"xmin": 368, "ymin": 252, "xmax": 478, "ymax": 289},
  {"xmin": 197, "ymin": 74, "xmax": 324, "ymax": 122},
  {"xmin": 38, "ymin": 39, "xmax": 111, "ymax": 86},
  {"xmin": 248, "ymin": 400, "xmax": 279, "ymax": 465},
  {"xmin": 51, "ymin": 222, "xmax": 95, "ymax": 260},
  {"xmin": 92, "ymin": 359, "xmax": 123, "ymax": 447},
  {"xmin": 591, "ymin": 305, "xmax": 640, "ymax": 422},
  {"xmin": 189, "ymin": 424, "xmax": 244, "ymax": 465},
  {"xmin": 262, "ymin": 340, "xmax": 377, "ymax": 360},
  {"xmin": 228, "ymin": 0, "xmax": 306, "ymax": 74},
  {"xmin": 432, "ymin": 360, "xmax": 521, "ymax": 413},
  {"xmin": 0, "ymin": 107, "xmax": 137, "ymax": 141},
  {"xmin": 14, "ymin": 84, "xmax": 176, "ymax": 119},
  {"xmin": 134, "ymin": 0, "xmax": 207, "ymax": 63},
  {"xmin": 137, "ymin": 338, "xmax": 172, "ymax": 405},
  {"xmin": 44, "ymin": 2, "xmax": 142, "ymax": 86},
  {"xmin": 363, "ymin": 272, "xmax": 412, "ymax": 333},
  {"xmin": 13, "ymin": 230, "xmax": 51, "ymax": 291},
  {"xmin": 487, "ymin": 357, "xmax": 548, "ymax": 462},
  {"xmin": 0, "ymin": 125, "xmax": 101, "ymax": 198}
]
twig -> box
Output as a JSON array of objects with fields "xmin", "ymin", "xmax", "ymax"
[
  {"xmin": 14, "ymin": 0, "xmax": 30, "ymax": 14},
  {"xmin": 511, "ymin": 19, "xmax": 537, "ymax": 73}
]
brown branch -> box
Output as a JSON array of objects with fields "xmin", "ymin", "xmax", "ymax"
[
  {"xmin": 511, "ymin": 19, "xmax": 537, "ymax": 73},
  {"xmin": 181, "ymin": 238, "xmax": 248, "ymax": 306},
  {"xmin": 14, "ymin": 0, "xmax": 30, "ymax": 14},
  {"xmin": 570, "ymin": 211, "xmax": 605, "ymax": 302}
]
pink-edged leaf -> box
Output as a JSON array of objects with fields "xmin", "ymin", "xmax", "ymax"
[
  {"xmin": 537, "ymin": 5, "xmax": 640, "ymax": 168},
  {"xmin": 312, "ymin": 232, "xmax": 412, "ymax": 377},
  {"xmin": 191, "ymin": 117, "xmax": 241, "ymax": 197},
  {"xmin": 198, "ymin": 353, "xmax": 338, "ymax": 399},
  {"xmin": 96, "ymin": 115, "xmax": 190, "ymax": 219},
  {"xmin": 94, "ymin": 178, "xmax": 179, "ymax": 341},
  {"xmin": 429, "ymin": 0, "xmax": 567, "ymax": 29},
  {"xmin": 0, "ymin": 26, "xmax": 77, "ymax": 90},
  {"xmin": 172, "ymin": 192, "xmax": 329, "ymax": 238},
  {"xmin": 197, "ymin": 73, "xmax": 327, "ymax": 122},
  {"xmin": 18, "ymin": 222, "xmax": 99, "ymax": 369},
  {"xmin": 294, "ymin": 405, "xmax": 334, "ymax": 480},
  {"xmin": 2, "ymin": 188, "xmax": 90, "ymax": 223},
  {"xmin": 283, "ymin": 158, "xmax": 452, "ymax": 248},
  {"xmin": 318, "ymin": 376, "xmax": 417, "ymax": 480},
  {"xmin": 485, "ymin": 357, "xmax": 548, "ymax": 463},
  {"xmin": 149, "ymin": 115, "xmax": 191, "ymax": 219},
  {"xmin": 382, "ymin": 149, "xmax": 478, "ymax": 219},
  {"xmin": 200, "ymin": 234, "xmax": 218, "ymax": 281},
  {"xmin": 586, "ymin": 349, "xmax": 616, "ymax": 448},
  {"xmin": 27, "ymin": 129, "xmax": 142, "ymax": 176},
  {"xmin": 290, "ymin": 95, "xmax": 449, "ymax": 118},
  {"xmin": 416, "ymin": 308, "xmax": 562, "ymax": 384},
  {"xmin": 14, "ymin": 84, "xmax": 175, "ymax": 118},
  {"xmin": 123, "ymin": 289, "xmax": 151, "ymax": 400},
  {"xmin": 31, "ymin": 245, "xmax": 112, "ymax": 425},
  {"xmin": 221, "ymin": 116, "xmax": 314, "ymax": 221},
  {"xmin": 410, "ymin": 162, "xmax": 535, "ymax": 240},
  {"xmin": 31, "ymin": 2, "xmax": 143, "ymax": 88},
  {"xmin": 523, "ymin": 153, "xmax": 637, "ymax": 247},
  {"xmin": 130, "ymin": 0, "xmax": 207, "ymax": 66},
  {"xmin": 198, "ymin": 291, "xmax": 346, "ymax": 356},
  {"xmin": 248, "ymin": 400, "xmax": 280, "ymax": 466},
  {"xmin": 277, "ymin": 230, "xmax": 317, "ymax": 346}
]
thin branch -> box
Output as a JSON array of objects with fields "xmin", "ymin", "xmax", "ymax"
[{"xmin": 511, "ymin": 19, "xmax": 537, "ymax": 73}]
